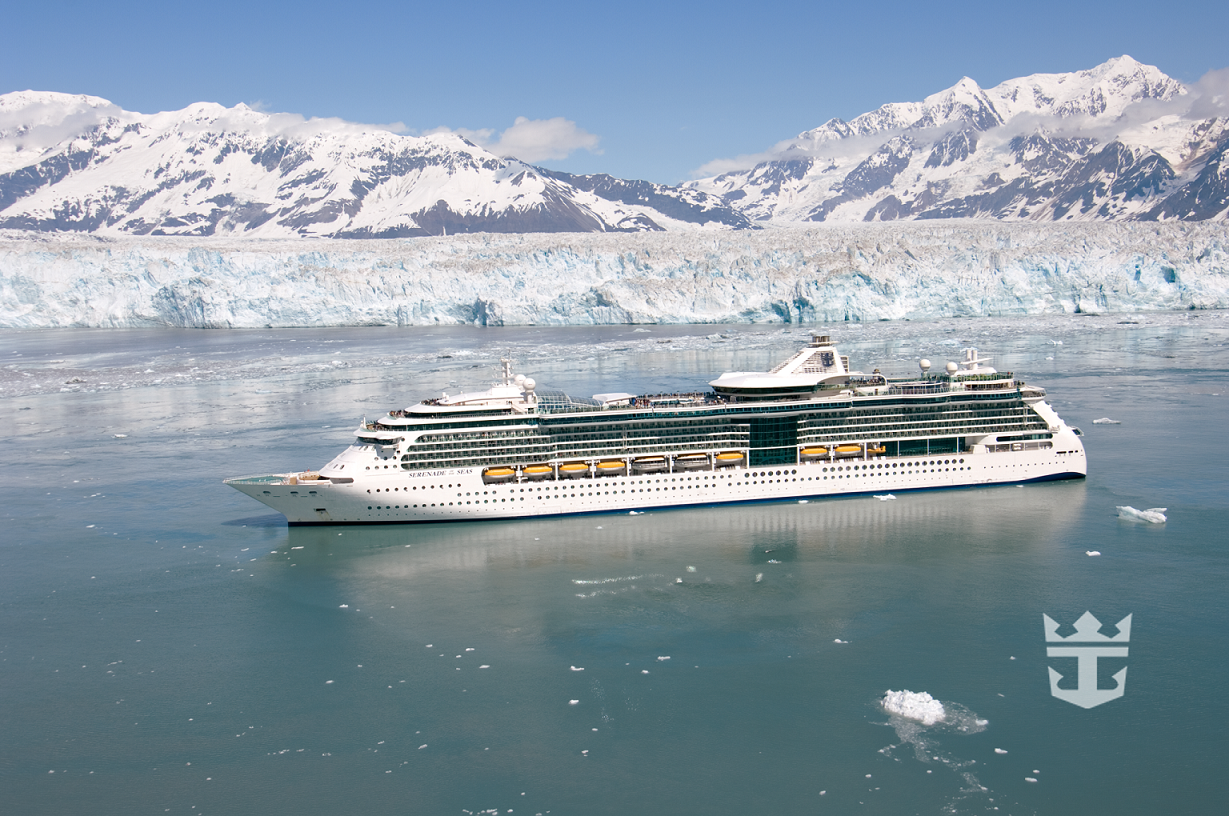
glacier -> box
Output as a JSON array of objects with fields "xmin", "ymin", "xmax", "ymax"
[{"xmin": 0, "ymin": 221, "xmax": 1226, "ymax": 328}]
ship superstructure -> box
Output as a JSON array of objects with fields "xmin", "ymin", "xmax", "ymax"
[{"xmin": 225, "ymin": 335, "xmax": 1086, "ymax": 524}]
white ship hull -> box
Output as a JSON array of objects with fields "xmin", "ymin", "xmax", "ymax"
[{"xmin": 227, "ymin": 428, "xmax": 1086, "ymax": 525}]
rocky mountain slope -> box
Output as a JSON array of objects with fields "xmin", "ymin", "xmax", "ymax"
[
  {"xmin": 688, "ymin": 56, "xmax": 1229, "ymax": 223},
  {"xmin": 0, "ymin": 93, "xmax": 744, "ymax": 237}
]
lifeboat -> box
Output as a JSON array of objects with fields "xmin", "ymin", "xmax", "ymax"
[
  {"xmin": 482, "ymin": 466, "xmax": 516, "ymax": 484},
  {"xmin": 834, "ymin": 445, "xmax": 863, "ymax": 458},
  {"xmin": 523, "ymin": 464, "xmax": 554, "ymax": 481},
  {"xmin": 559, "ymin": 462, "xmax": 590, "ymax": 480},
  {"xmin": 674, "ymin": 453, "xmax": 710, "ymax": 470},
  {"xmin": 715, "ymin": 451, "xmax": 745, "ymax": 468},
  {"xmin": 596, "ymin": 460, "xmax": 627, "ymax": 477},
  {"xmin": 799, "ymin": 447, "xmax": 828, "ymax": 461},
  {"xmin": 866, "ymin": 445, "xmax": 887, "ymax": 457},
  {"xmin": 632, "ymin": 456, "xmax": 668, "ymax": 473}
]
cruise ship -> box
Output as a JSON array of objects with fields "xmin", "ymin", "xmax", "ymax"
[{"xmin": 225, "ymin": 335, "xmax": 1086, "ymax": 525}]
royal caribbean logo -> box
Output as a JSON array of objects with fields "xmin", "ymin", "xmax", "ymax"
[{"xmin": 1043, "ymin": 611, "xmax": 1132, "ymax": 709}]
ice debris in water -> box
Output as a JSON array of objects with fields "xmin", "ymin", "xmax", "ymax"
[
  {"xmin": 1092, "ymin": 418, "xmax": 1121, "ymax": 424},
  {"xmin": 754, "ymin": 573, "xmax": 763, "ymax": 582},
  {"xmin": 569, "ymin": 700, "xmax": 579, "ymax": 705},
  {"xmin": 833, "ymin": 638, "xmax": 847, "ymax": 644},
  {"xmin": 1117, "ymin": 506, "xmax": 1167, "ymax": 523},
  {"xmin": 798, "ymin": 499, "xmax": 808, "ymax": 504},
  {"xmin": 657, "ymin": 656, "xmax": 670, "ymax": 661},
  {"xmin": 570, "ymin": 666, "xmax": 584, "ymax": 672},
  {"xmin": 995, "ymin": 748, "xmax": 1008, "ymax": 754},
  {"xmin": 1086, "ymin": 550, "xmax": 1101, "ymax": 556},
  {"xmin": 112, "ymin": 433, "xmax": 127, "ymax": 439},
  {"xmin": 882, "ymin": 690, "xmax": 946, "ymax": 726},
  {"xmin": 686, "ymin": 566, "xmax": 696, "ymax": 572},
  {"xmin": 874, "ymin": 494, "xmax": 896, "ymax": 501}
]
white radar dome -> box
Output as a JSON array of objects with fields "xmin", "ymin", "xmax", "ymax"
[
  {"xmin": 522, "ymin": 377, "xmax": 536, "ymax": 392},
  {"xmin": 919, "ymin": 359, "xmax": 932, "ymax": 372},
  {"xmin": 513, "ymin": 374, "xmax": 526, "ymax": 386},
  {"xmin": 946, "ymin": 361, "xmax": 959, "ymax": 374}
]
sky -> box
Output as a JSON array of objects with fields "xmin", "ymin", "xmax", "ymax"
[{"xmin": 3, "ymin": 0, "xmax": 1228, "ymax": 184}]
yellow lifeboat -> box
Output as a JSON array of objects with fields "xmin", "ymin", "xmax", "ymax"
[
  {"xmin": 482, "ymin": 466, "xmax": 516, "ymax": 484},
  {"xmin": 596, "ymin": 460, "xmax": 627, "ymax": 476},
  {"xmin": 866, "ymin": 445, "xmax": 887, "ymax": 457},
  {"xmin": 834, "ymin": 445, "xmax": 863, "ymax": 458},
  {"xmin": 559, "ymin": 462, "xmax": 590, "ymax": 480},
  {"xmin": 799, "ymin": 447, "xmax": 828, "ymax": 460},
  {"xmin": 523, "ymin": 464, "xmax": 554, "ymax": 481},
  {"xmin": 715, "ymin": 451, "xmax": 745, "ymax": 468}
]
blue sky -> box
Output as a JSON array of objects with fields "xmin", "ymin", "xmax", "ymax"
[{"xmin": 4, "ymin": 0, "xmax": 1227, "ymax": 183}]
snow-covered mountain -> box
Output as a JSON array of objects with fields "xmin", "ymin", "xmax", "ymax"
[
  {"xmin": 3, "ymin": 222, "xmax": 1226, "ymax": 328},
  {"xmin": 689, "ymin": 56, "xmax": 1229, "ymax": 223},
  {"xmin": 0, "ymin": 92, "xmax": 746, "ymax": 237}
]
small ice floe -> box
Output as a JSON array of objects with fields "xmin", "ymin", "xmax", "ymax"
[
  {"xmin": 641, "ymin": 670, "xmax": 649, "ymax": 674},
  {"xmin": 686, "ymin": 566, "xmax": 696, "ymax": 572},
  {"xmin": 657, "ymin": 656, "xmax": 670, "ymax": 661},
  {"xmin": 755, "ymin": 573, "xmax": 763, "ymax": 582},
  {"xmin": 1025, "ymin": 777, "xmax": 1038, "ymax": 783},
  {"xmin": 478, "ymin": 665, "xmax": 489, "ymax": 669},
  {"xmin": 418, "ymin": 744, "xmax": 428, "ymax": 750},
  {"xmin": 1092, "ymin": 418, "xmax": 1121, "ymax": 425},
  {"xmin": 874, "ymin": 494, "xmax": 896, "ymax": 502},
  {"xmin": 833, "ymin": 638, "xmax": 847, "ymax": 644},
  {"xmin": 465, "ymin": 647, "xmax": 474, "ymax": 651},
  {"xmin": 676, "ymin": 577, "xmax": 683, "ymax": 583},
  {"xmin": 1117, "ymin": 506, "xmax": 1167, "ymax": 524},
  {"xmin": 1086, "ymin": 550, "xmax": 1101, "ymax": 556},
  {"xmin": 338, "ymin": 604, "xmax": 349, "ymax": 608},
  {"xmin": 570, "ymin": 666, "xmax": 584, "ymax": 672},
  {"xmin": 882, "ymin": 690, "xmax": 945, "ymax": 726},
  {"xmin": 767, "ymin": 559, "xmax": 781, "ymax": 564},
  {"xmin": 995, "ymin": 748, "xmax": 1008, "ymax": 754},
  {"xmin": 86, "ymin": 524, "xmax": 95, "ymax": 528},
  {"xmin": 798, "ymin": 499, "xmax": 808, "ymax": 504},
  {"xmin": 629, "ymin": 510, "xmax": 643, "ymax": 515},
  {"xmin": 112, "ymin": 433, "xmax": 127, "ymax": 439},
  {"xmin": 595, "ymin": 526, "xmax": 603, "ymax": 530}
]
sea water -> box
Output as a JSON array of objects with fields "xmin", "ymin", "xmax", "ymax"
[{"xmin": 3, "ymin": 313, "xmax": 1228, "ymax": 816}]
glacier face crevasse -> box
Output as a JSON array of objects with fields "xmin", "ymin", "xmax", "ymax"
[{"xmin": 0, "ymin": 223, "xmax": 1226, "ymax": 328}]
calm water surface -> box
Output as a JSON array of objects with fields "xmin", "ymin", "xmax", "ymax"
[{"xmin": 2, "ymin": 314, "xmax": 1228, "ymax": 815}]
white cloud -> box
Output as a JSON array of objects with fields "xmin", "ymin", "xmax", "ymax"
[{"xmin": 432, "ymin": 117, "xmax": 601, "ymax": 162}]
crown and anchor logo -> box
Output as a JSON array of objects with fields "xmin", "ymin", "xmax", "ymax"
[{"xmin": 1043, "ymin": 611, "xmax": 1132, "ymax": 709}]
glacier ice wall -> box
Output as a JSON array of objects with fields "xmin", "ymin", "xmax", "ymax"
[{"xmin": 1, "ymin": 222, "xmax": 1226, "ymax": 328}]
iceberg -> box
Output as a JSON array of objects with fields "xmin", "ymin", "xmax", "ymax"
[
  {"xmin": 1092, "ymin": 418, "xmax": 1122, "ymax": 424},
  {"xmin": 1116, "ymin": 506, "xmax": 1167, "ymax": 523},
  {"xmin": 882, "ymin": 690, "xmax": 946, "ymax": 725}
]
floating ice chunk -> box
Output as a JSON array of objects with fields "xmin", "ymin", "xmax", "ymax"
[
  {"xmin": 1086, "ymin": 550, "xmax": 1101, "ymax": 556},
  {"xmin": 568, "ymin": 700, "xmax": 579, "ymax": 705},
  {"xmin": 995, "ymin": 748, "xmax": 1008, "ymax": 754},
  {"xmin": 874, "ymin": 494, "xmax": 896, "ymax": 501},
  {"xmin": 755, "ymin": 573, "xmax": 763, "ymax": 582},
  {"xmin": 570, "ymin": 666, "xmax": 584, "ymax": 672},
  {"xmin": 338, "ymin": 604, "xmax": 348, "ymax": 608},
  {"xmin": 1092, "ymin": 418, "xmax": 1121, "ymax": 424},
  {"xmin": 833, "ymin": 638, "xmax": 846, "ymax": 644},
  {"xmin": 798, "ymin": 499, "xmax": 808, "ymax": 504},
  {"xmin": 641, "ymin": 670, "xmax": 649, "ymax": 674},
  {"xmin": 465, "ymin": 647, "xmax": 474, "ymax": 651},
  {"xmin": 1025, "ymin": 777, "xmax": 1037, "ymax": 783},
  {"xmin": 657, "ymin": 656, "xmax": 670, "ymax": 661},
  {"xmin": 325, "ymin": 680, "xmax": 334, "ymax": 684},
  {"xmin": 595, "ymin": 526, "xmax": 602, "ymax": 529},
  {"xmin": 1117, "ymin": 506, "xmax": 1167, "ymax": 523},
  {"xmin": 882, "ymin": 690, "xmax": 945, "ymax": 725},
  {"xmin": 676, "ymin": 577, "xmax": 683, "ymax": 583},
  {"xmin": 86, "ymin": 524, "xmax": 95, "ymax": 528},
  {"xmin": 629, "ymin": 511, "xmax": 642, "ymax": 515},
  {"xmin": 113, "ymin": 434, "xmax": 127, "ymax": 438},
  {"xmin": 686, "ymin": 566, "xmax": 696, "ymax": 572},
  {"xmin": 767, "ymin": 559, "xmax": 781, "ymax": 564},
  {"xmin": 418, "ymin": 744, "xmax": 428, "ymax": 750},
  {"xmin": 478, "ymin": 665, "xmax": 489, "ymax": 669}
]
